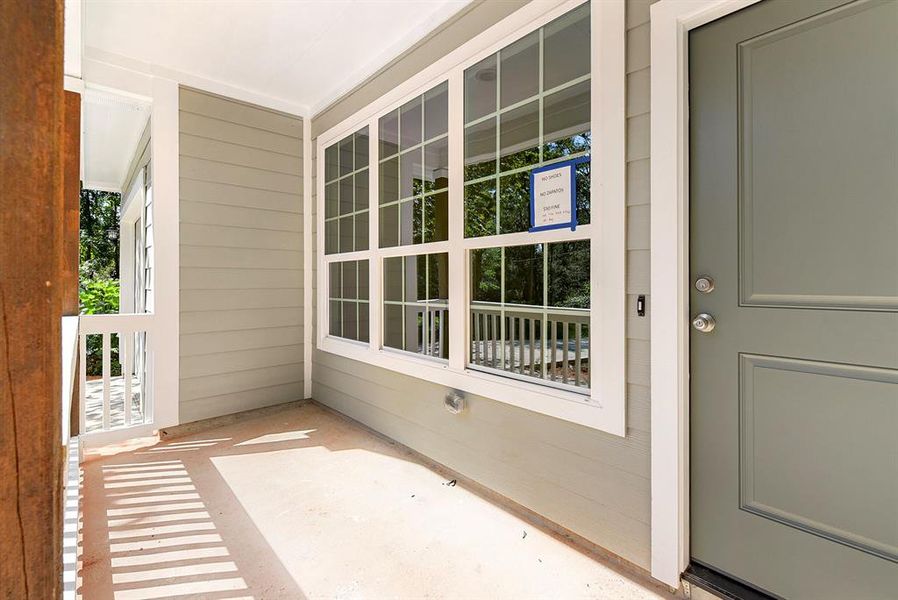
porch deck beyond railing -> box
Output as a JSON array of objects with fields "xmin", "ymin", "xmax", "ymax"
[
  {"xmin": 470, "ymin": 302, "xmax": 590, "ymax": 389},
  {"xmin": 84, "ymin": 375, "xmax": 145, "ymax": 432},
  {"xmin": 78, "ymin": 313, "xmax": 154, "ymax": 444}
]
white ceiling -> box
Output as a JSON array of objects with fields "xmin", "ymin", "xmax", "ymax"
[
  {"xmin": 82, "ymin": 89, "xmax": 151, "ymax": 192},
  {"xmin": 83, "ymin": 0, "xmax": 471, "ymax": 116}
]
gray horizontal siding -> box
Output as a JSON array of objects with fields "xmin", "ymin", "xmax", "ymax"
[
  {"xmin": 309, "ymin": 0, "xmax": 658, "ymax": 572},
  {"xmin": 179, "ymin": 86, "xmax": 305, "ymax": 424},
  {"xmin": 180, "ymin": 223, "xmax": 301, "ymax": 251},
  {"xmin": 179, "ymin": 112, "xmax": 302, "ymax": 156},
  {"xmin": 181, "ymin": 345, "xmax": 304, "ymax": 379},
  {"xmin": 181, "ymin": 289, "xmax": 301, "ymax": 312},
  {"xmin": 181, "ymin": 327, "xmax": 303, "ymax": 357},
  {"xmin": 181, "ymin": 179, "xmax": 302, "ymax": 213},
  {"xmin": 177, "ymin": 382, "xmax": 305, "ymax": 426},
  {"xmin": 179, "ymin": 89, "xmax": 302, "ymax": 137}
]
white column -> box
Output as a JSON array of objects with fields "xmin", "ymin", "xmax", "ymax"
[{"xmin": 149, "ymin": 76, "xmax": 180, "ymax": 428}]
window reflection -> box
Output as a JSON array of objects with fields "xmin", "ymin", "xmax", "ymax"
[
  {"xmin": 500, "ymin": 31, "xmax": 539, "ymax": 108},
  {"xmin": 382, "ymin": 253, "xmax": 449, "ymax": 359},
  {"xmin": 324, "ymin": 126, "xmax": 370, "ymax": 254},
  {"xmin": 499, "ymin": 100, "xmax": 539, "ymax": 172},
  {"xmin": 463, "ymin": 4, "xmax": 591, "ymax": 237},
  {"xmin": 328, "ymin": 260, "xmax": 370, "ymax": 342},
  {"xmin": 378, "ymin": 82, "xmax": 449, "ymax": 248},
  {"xmin": 469, "ymin": 242, "xmax": 590, "ymax": 389}
]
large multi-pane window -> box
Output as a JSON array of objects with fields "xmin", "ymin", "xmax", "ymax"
[
  {"xmin": 376, "ymin": 81, "xmax": 452, "ymax": 361},
  {"xmin": 383, "ymin": 252, "xmax": 449, "ymax": 358},
  {"xmin": 317, "ymin": 0, "xmax": 626, "ymax": 432},
  {"xmin": 464, "ymin": 4, "xmax": 591, "ymax": 392},
  {"xmin": 325, "ymin": 127, "xmax": 369, "ymax": 254},
  {"xmin": 378, "ymin": 82, "xmax": 449, "ymax": 247}
]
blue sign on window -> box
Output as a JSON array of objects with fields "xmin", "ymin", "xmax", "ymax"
[{"xmin": 529, "ymin": 157, "xmax": 588, "ymax": 233}]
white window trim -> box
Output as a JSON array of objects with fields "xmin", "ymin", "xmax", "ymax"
[
  {"xmin": 316, "ymin": 0, "xmax": 625, "ymax": 435},
  {"xmin": 649, "ymin": 0, "xmax": 763, "ymax": 588},
  {"xmin": 119, "ymin": 168, "xmax": 145, "ymax": 316}
]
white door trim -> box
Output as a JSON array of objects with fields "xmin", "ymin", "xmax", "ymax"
[{"xmin": 649, "ymin": 0, "xmax": 762, "ymax": 588}]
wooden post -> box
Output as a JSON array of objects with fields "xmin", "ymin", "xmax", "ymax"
[
  {"xmin": 0, "ymin": 1, "xmax": 65, "ymax": 598},
  {"xmin": 62, "ymin": 91, "xmax": 80, "ymax": 317},
  {"xmin": 64, "ymin": 91, "xmax": 81, "ymax": 437}
]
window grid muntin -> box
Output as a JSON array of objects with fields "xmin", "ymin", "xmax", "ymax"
[
  {"xmin": 324, "ymin": 127, "xmax": 370, "ymax": 255},
  {"xmin": 469, "ymin": 241, "xmax": 590, "ymax": 392},
  {"xmin": 379, "ymin": 81, "xmax": 449, "ymax": 248},
  {"xmin": 328, "ymin": 259, "xmax": 370, "ymax": 342},
  {"xmin": 464, "ymin": 6, "xmax": 591, "ymax": 238},
  {"xmin": 383, "ymin": 252, "xmax": 449, "ymax": 360}
]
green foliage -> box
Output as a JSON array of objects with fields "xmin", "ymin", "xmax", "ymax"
[
  {"xmin": 80, "ymin": 188, "xmax": 121, "ymax": 283},
  {"xmin": 467, "ymin": 133, "xmax": 592, "ymax": 309},
  {"xmin": 547, "ymin": 240, "xmax": 590, "ymax": 309},
  {"xmin": 79, "ymin": 280, "xmax": 123, "ymax": 376},
  {"xmin": 80, "ymin": 187, "xmax": 123, "ymax": 376},
  {"xmin": 79, "ymin": 278, "xmax": 120, "ymax": 315}
]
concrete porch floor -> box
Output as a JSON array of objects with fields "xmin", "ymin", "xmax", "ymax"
[{"xmin": 80, "ymin": 402, "xmax": 676, "ymax": 600}]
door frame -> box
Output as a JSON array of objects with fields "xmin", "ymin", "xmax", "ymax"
[{"xmin": 648, "ymin": 0, "xmax": 763, "ymax": 588}]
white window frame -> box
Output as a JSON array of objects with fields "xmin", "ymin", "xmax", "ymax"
[
  {"xmin": 316, "ymin": 0, "xmax": 625, "ymax": 435},
  {"xmin": 119, "ymin": 168, "xmax": 146, "ymax": 316}
]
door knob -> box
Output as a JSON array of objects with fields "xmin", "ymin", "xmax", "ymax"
[{"xmin": 692, "ymin": 313, "xmax": 716, "ymax": 333}]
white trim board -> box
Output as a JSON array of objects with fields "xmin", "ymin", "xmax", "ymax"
[
  {"xmin": 83, "ymin": 47, "xmax": 310, "ymax": 118},
  {"xmin": 303, "ymin": 116, "xmax": 313, "ymax": 400},
  {"xmin": 315, "ymin": 0, "xmax": 626, "ymax": 435},
  {"xmin": 64, "ymin": 0, "xmax": 83, "ymax": 80},
  {"xmin": 149, "ymin": 76, "xmax": 180, "ymax": 430},
  {"xmin": 649, "ymin": 0, "xmax": 762, "ymax": 589}
]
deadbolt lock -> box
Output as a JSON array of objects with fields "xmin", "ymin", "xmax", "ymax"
[
  {"xmin": 692, "ymin": 313, "xmax": 716, "ymax": 333},
  {"xmin": 694, "ymin": 276, "xmax": 715, "ymax": 293}
]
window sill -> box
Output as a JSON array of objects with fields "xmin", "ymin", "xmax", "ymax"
[{"xmin": 318, "ymin": 335, "xmax": 624, "ymax": 434}]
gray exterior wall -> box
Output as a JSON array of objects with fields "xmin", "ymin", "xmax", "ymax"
[
  {"xmin": 178, "ymin": 87, "xmax": 305, "ymax": 424},
  {"xmin": 310, "ymin": 0, "xmax": 654, "ymax": 569}
]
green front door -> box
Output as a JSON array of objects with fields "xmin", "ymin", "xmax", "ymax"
[{"xmin": 689, "ymin": 0, "xmax": 898, "ymax": 598}]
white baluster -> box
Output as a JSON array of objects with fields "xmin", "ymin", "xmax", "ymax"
[
  {"xmin": 102, "ymin": 333, "xmax": 111, "ymax": 430},
  {"xmin": 78, "ymin": 334, "xmax": 86, "ymax": 434}
]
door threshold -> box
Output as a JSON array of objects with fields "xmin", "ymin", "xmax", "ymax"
[{"xmin": 684, "ymin": 562, "xmax": 779, "ymax": 600}]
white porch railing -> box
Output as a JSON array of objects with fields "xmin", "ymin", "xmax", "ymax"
[
  {"xmin": 415, "ymin": 305, "xmax": 449, "ymax": 358},
  {"xmin": 61, "ymin": 316, "xmax": 79, "ymax": 446},
  {"xmin": 78, "ymin": 313, "xmax": 155, "ymax": 444},
  {"xmin": 469, "ymin": 302, "xmax": 590, "ymax": 390}
]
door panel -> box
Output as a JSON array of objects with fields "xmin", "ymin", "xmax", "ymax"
[
  {"xmin": 737, "ymin": 0, "xmax": 898, "ymax": 310},
  {"xmin": 689, "ymin": 1, "xmax": 898, "ymax": 598},
  {"xmin": 739, "ymin": 354, "xmax": 898, "ymax": 562}
]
